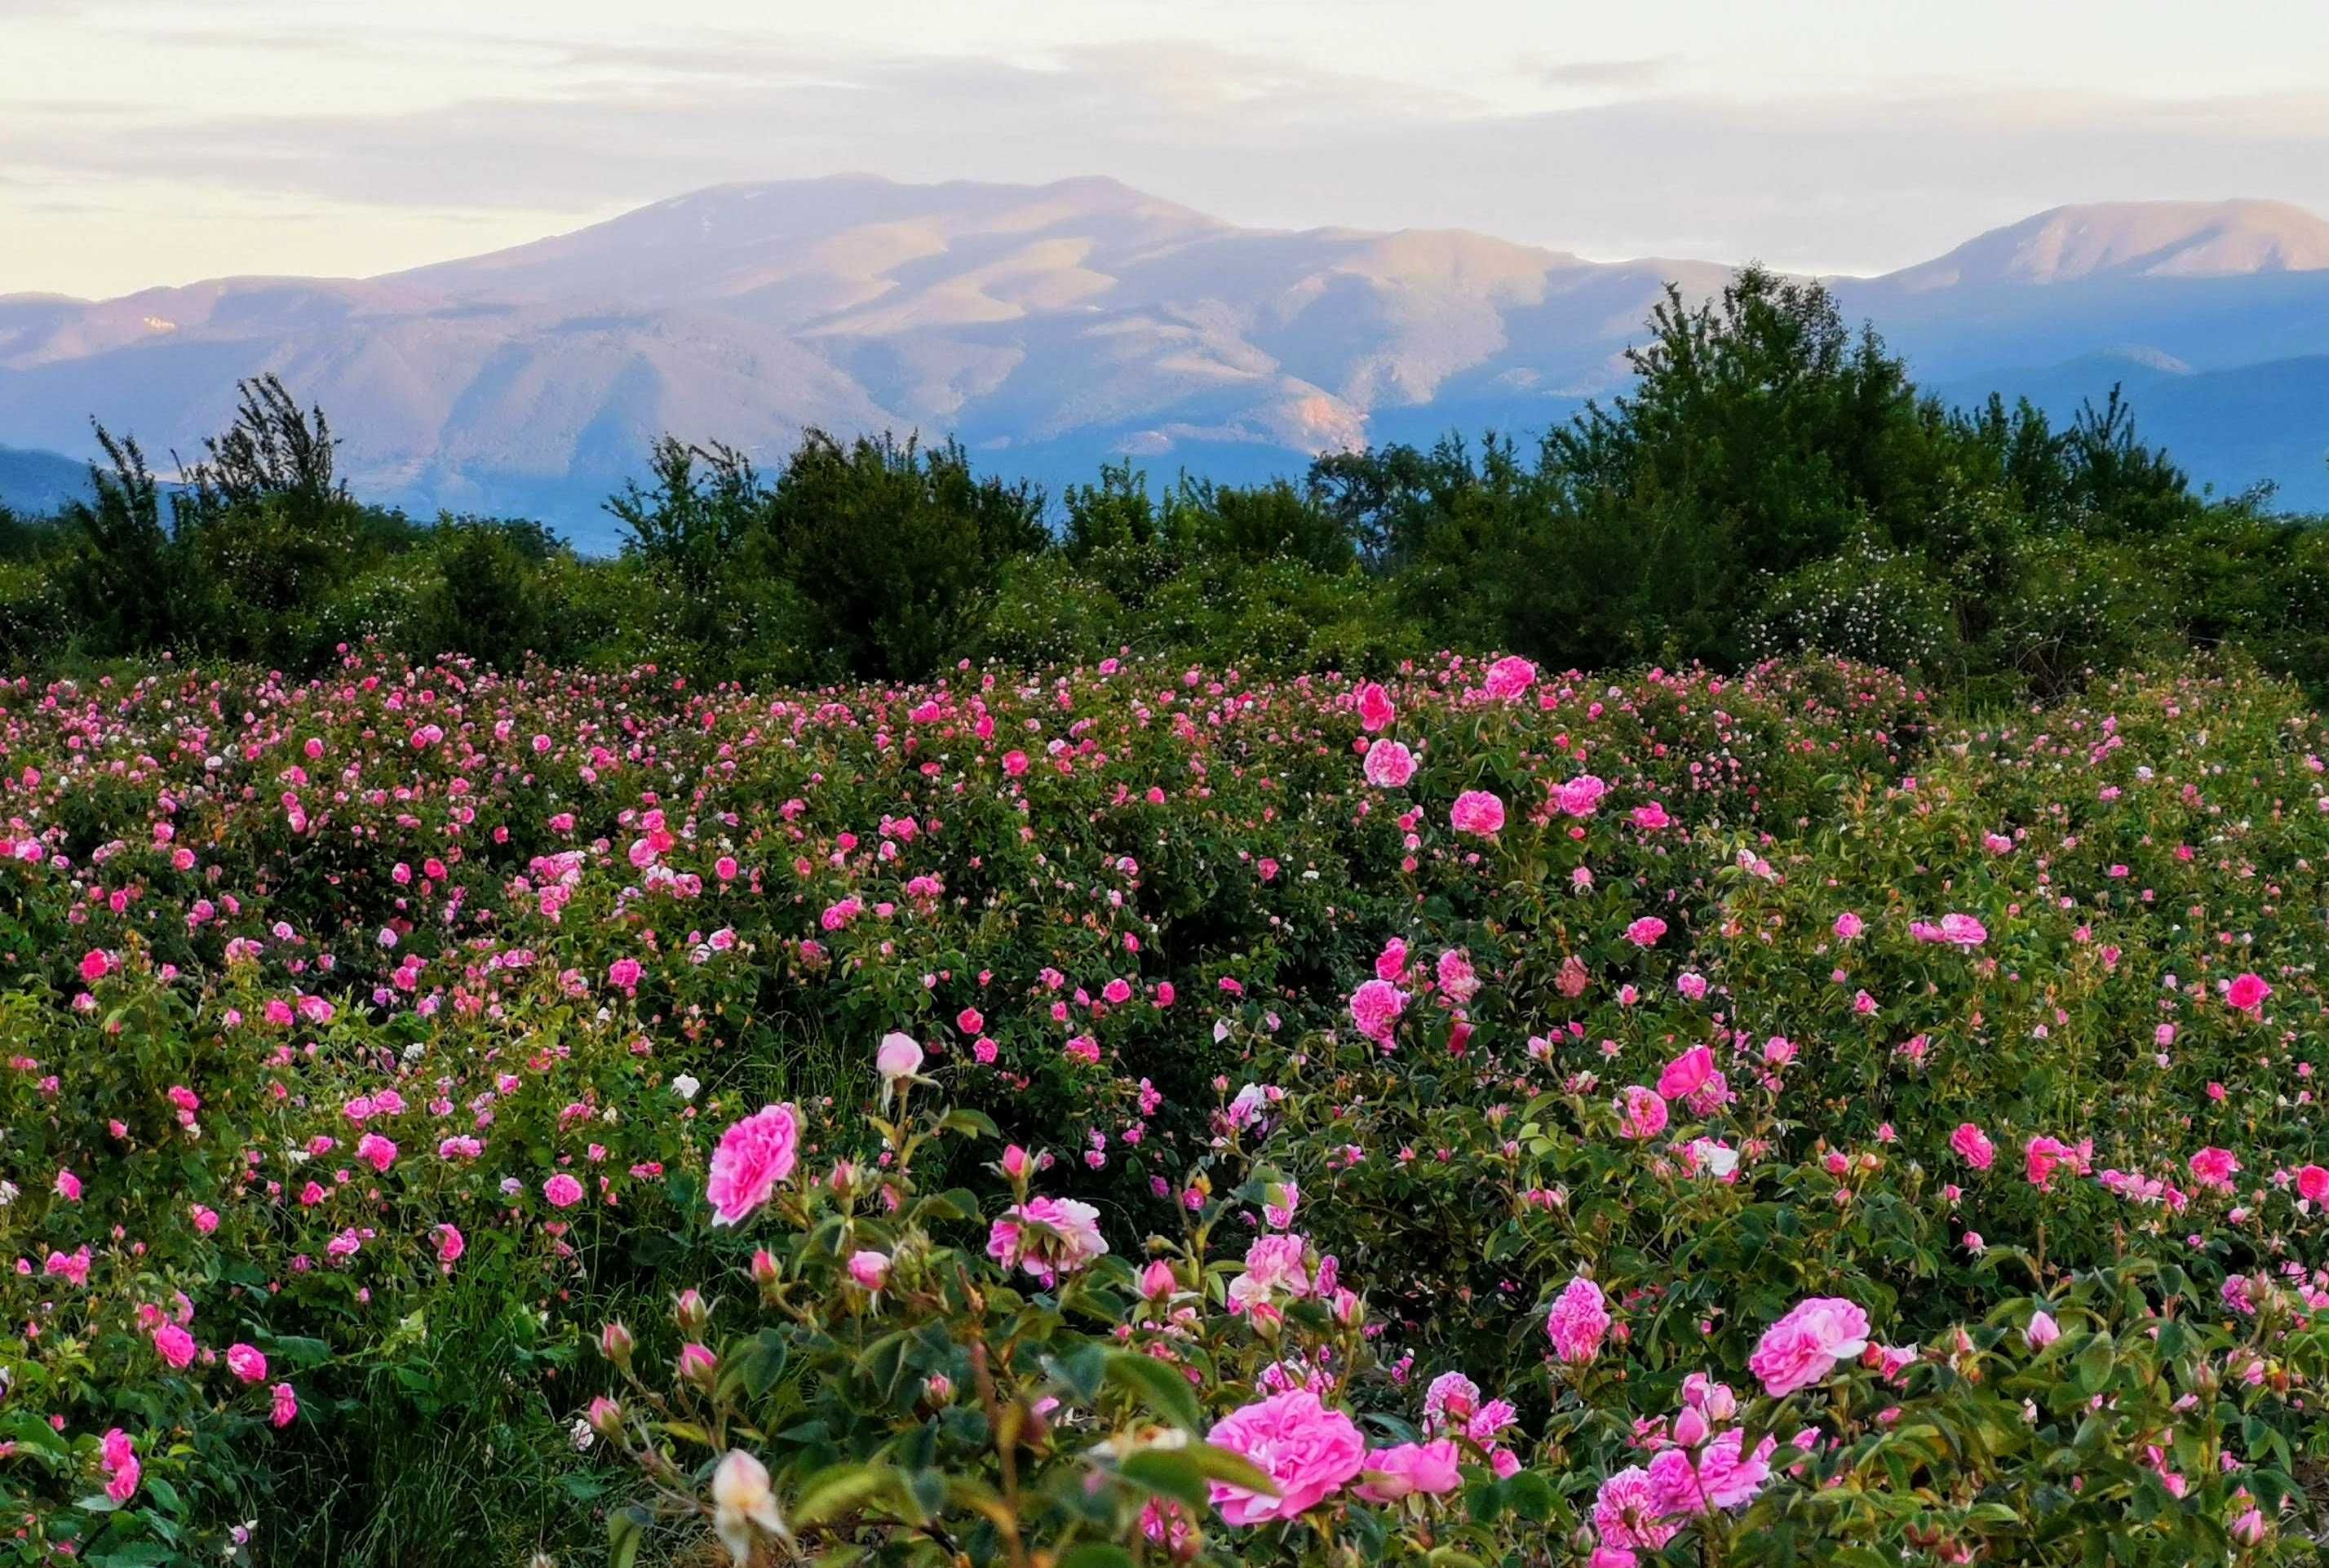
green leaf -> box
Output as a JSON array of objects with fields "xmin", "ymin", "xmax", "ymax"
[
  {"xmin": 1059, "ymin": 1546, "xmax": 1136, "ymax": 1568},
  {"xmin": 1181, "ymin": 1442, "xmax": 1281, "ymax": 1497},
  {"xmin": 938, "ymin": 1108, "xmax": 999, "ymax": 1139},
  {"xmin": 731, "ymin": 1327, "xmax": 790, "ymax": 1399},
  {"xmin": 607, "ymin": 1505, "xmax": 649, "ymax": 1568},
  {"xmin": 795, "ymin": 1463, "xmax": 890, "ymax": 1525},
  {"xmin": 1106, "ymin": 1351, "xmax": 1204, "ymax": 1433},
  {"xmin": 1119, "ymin": 1450, "xmax": 1211, "ymax": 1510}
]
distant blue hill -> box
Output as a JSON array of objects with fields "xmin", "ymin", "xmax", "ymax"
[
  {"xmin": 1938, "ymin": 353, "xmax": 2329, "ymax": 511},
  {"xmin": 0, "ymin": 443, "xmax": 93, "ymax": 515}
]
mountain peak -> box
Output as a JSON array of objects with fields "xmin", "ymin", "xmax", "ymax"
[{"xmin": 1885, "ymin": 199, "xmax": 2329, "ymax": 290}]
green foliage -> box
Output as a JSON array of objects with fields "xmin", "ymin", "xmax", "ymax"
[{"xmin": 6, "ymin": 277, "xmax": 2327, "ymax": 700}]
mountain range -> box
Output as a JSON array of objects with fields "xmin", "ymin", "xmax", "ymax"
[{"xmin": 5, "ymin": 177, "xmax": 2329, "ymax": 549}]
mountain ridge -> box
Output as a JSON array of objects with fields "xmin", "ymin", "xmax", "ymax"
[{"xmin": 5, "ymin": 177, "xmax": 2327, "ymax": 542}]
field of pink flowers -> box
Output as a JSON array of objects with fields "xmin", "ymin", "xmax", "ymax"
[{"xmin": 4, "ymin": 649, "xmax": 2329, "ymax": 1566}]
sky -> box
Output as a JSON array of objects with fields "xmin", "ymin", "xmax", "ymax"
[{"xmin": 11, "ymin": 0, "xmax": 2329, "ymax": 298}]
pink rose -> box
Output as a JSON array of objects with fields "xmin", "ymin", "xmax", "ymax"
[
  {"xmin": 986, "ymin": 1195, "xmax": 1109, "ymax": 1284},
  {"xmin": 1349, "ymin": 978, "xmax": 1410, "ymax": 1046},
  {"xmin": 1450, "ymin": 790, "xmax": 1506, "ymax": 836},
  {"xmin": 2227, "ymin": 972, "xmax": 2271, "ymax": 1012},
  {"xmin": 1748, "ymin": 1297, "xmax": 1871, "ymax": 1397},
  {"xmin": 706, "ymin": 1103, "xmax": 802, "ymax": 1226},
  {"xmin": 543, "ymin": 1173, "xmax": 585, "ymax": 1208},
  {"xmin": 1481, "ymin": 655, "xmax": 1537, "ymax": 701},
  {"xmin": 227, "ymin": 1343, "xmax": 269, "ymax": 1384},
  {"xmin": 1949, "ymin": 1122, "xmax": 1995, "ymax": 1171},
  {"xmin": 1624, "ymin": 916, "xmax": 1667, "ymax": 947},
  {"xmin": 1654, "ymin": 1045, "xmax": 1714, "ymax": 1101},
  {"xmin": 1356, "ymin": 1439, "xmax": 1463, "ymax": 1502},
  {"xmin": 1546, "ymin": 1275, "xmax": 1611, "ymax": 1364},
  {"xmin": 152, "ymin": 1322, "xmax": 197, "ymax": 1369},
  {"xmin": 1205, "ymin": 1388, "xmax": 1366, "ymax": 1524},
  {"xmin": 1615, "ymin": 1085, "xmax": 1668, "ymax": 1141},
  {"xmin": 1363, "ymin": 740, "xmax": 1417, "ymax": 789},
  {"xmin": 1355, "ymin": 681, "xmax": 1397, "ymax": 733}
]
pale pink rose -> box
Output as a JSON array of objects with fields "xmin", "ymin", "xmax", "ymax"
[
  {"xmin": 1748, "ymin": 1297, "xmax": 1871, "ymax": 1397},
  {"xmin": 1593, "ymin": 1465, "xmax": 1680, "ymax": 1552},
  {"xmin": 986, "ymin": 1196, "xmax": 1109, "ymax": 1285},
  {"xmin": 876, "ymin": 1030, "xmax": 925, "ymax": 1082}
]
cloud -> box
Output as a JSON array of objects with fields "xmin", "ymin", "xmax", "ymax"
[
  {"xmin": 7, "ymin": 34, "xmax": 2329, "ymax": 280},
  {"xmin": 1529, "ymin": 56, "xmax": 1674, "ymax": 91}
]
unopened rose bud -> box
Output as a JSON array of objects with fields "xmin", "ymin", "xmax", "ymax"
[
  {"xmin": 598, "ymin": 1321, "xmax": 635, "ymax": 1366},
  {"xmin": 1140, "ymin": 1260, "xmax": 1176, "ymax": 1299},
  {"xmin": 1331, "ymin": 1288, "xmax": 1363, "ymax": 1327},
  {"xmin": 1671, "ymin": 1406, "xmax": 1710, "ymax": 1447},
  {"xmin": 674, "ymin": 1288, "xmax": 711, "ymax": 1334},
  {"xmin": 924, "ymin": 1372, "xmax": 954, "ymax": 1403},
  {"xmin": 587, "ymin": 1395, "xmax": 624, "ymax": 1438},
  {"xmin": 2024, "ymin": 1309, "xmax": 2061, "ymax": 1350},
  {"xmin": 677, "ymin": 1342, "xmax": 718, "ymax": 1389},
  {"xmin": 750, "ymin": 1249, "xmax": 781, "ymax": 1288},
  {"xmin": 1001, "ymin": 1145, "xmax": 1029, "ymax": 1180}
]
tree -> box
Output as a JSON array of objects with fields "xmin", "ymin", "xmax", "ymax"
[{"xmin": 53, "ymin": 423, "xmax": 183, "ymax": 653}]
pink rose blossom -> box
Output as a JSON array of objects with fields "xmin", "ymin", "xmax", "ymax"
[
  {"xmin": 706, "ymin": 1103, "xmax": 802, "ymax": 1226},
  {"xmin": 1748, "ymin": 1297, "xmax": 1871, "ymax": 1397},
  {"xmin": 1205, "ymin": 1388, "xmax": 1366, "ymax": 1524}
]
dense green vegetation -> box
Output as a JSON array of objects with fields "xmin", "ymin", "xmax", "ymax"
[{"xmin": 3, "ymin": 268, "xmax": 2322, "ymax": 698}]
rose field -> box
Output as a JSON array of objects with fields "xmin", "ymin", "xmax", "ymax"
[{"xmin": 5, "ymin": 648, "xmax": 2329, "ymax": 1566}]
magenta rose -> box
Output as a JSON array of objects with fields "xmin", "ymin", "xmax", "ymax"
[
  {"xmin": 1449, "ymin": 790, "xmax": 1506, "ymax": 836},
  {"xmin": 706, "ymin": 1103, "xmax": 802, "ymax": 1227},
  {"xmin": 1205, "ymin": 1388, "xmax": 1366, "ymax": 1524}
]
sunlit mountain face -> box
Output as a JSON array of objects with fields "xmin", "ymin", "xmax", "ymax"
[{"xmin": 8, "ymin": 178, "xmax": 2329, "ymax": 543}]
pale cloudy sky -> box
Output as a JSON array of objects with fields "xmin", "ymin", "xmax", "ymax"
[{"xmin": 10, "ymin": 0, "xmax": 2329, "ymax": 298}]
